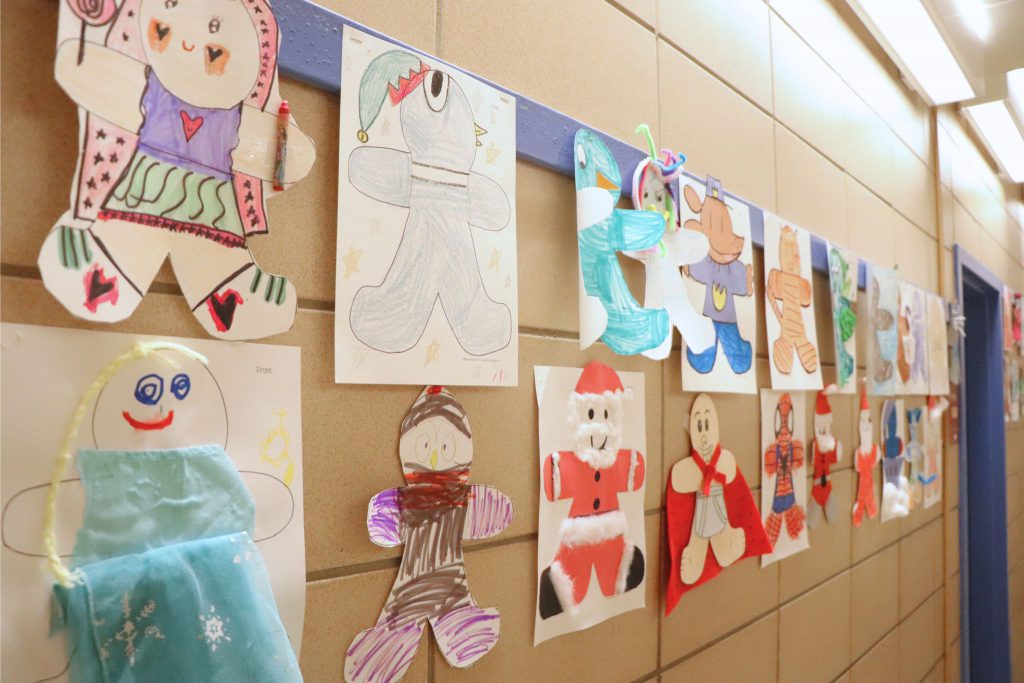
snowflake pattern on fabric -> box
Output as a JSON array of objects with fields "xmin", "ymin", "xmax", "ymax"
[
  {"xmin": 97, "ymin": 592, "xmax": 165, "ymax": 667},
  {"xmin": 199, "ymin": 605, "xmax": 232, "ymax": 652}
]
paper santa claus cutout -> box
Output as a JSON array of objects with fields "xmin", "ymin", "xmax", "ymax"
[
  {"xmin": 852, "ymin": 383, "xmax": 880, "ymax": 527},
  {"xmin": 665, "ymin": 393, "xmax": 771, "ymax": 615},
  {"xmin": 538, "ymin": 361, "xmax": 646, "ymax": 619},
  {"xmin": 808, "ymin": 385, "xmax": 842, "ymax": 528}
]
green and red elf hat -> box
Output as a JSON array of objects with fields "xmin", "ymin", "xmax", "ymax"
[{"xmin": 356, "ymin": 50, "xmax": 431, "ymax": 143}]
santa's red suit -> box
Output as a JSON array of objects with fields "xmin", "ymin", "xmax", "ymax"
[{"xmin": 539, "ymin": 362, "xmax": 645, "ymax": 617}]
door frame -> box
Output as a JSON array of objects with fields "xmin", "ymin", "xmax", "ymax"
[{"xmin": 953, "ymin": 243, "xmax": 1011, "ymax": 683}]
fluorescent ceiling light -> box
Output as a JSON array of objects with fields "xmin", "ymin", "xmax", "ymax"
[
  {"xmin": 1007, "ymin": 69, "xmax": 1024, "ymax": 131},
  {"xmin": 847, "ymin": 0, "xmax": 976, "ymax": 105},
  {"xmin": 952, "ymin": 0, "xmax": 991, "ymax": 41},
  {"xmin": 963, "ymin": 101, "xmax": 1024, "ymax": 183}
]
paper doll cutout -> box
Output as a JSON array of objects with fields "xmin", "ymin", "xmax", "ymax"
[
  {"xmin": 764, "ymin": 217, "xmax": 823, "ymax": 389},
  {"xmin": 828, "ymin": 244, "xmax": 859, "ymax": 393},
  {"xmin": 346, "ymin": 386, "xmax": 513, "ymax": 682},
  {"xmin": 0, "ymin": 328, "xmax": 305, "ymax": 682},
  {"xmin": 905, "ymin": 407, "xmax": 925, "ymax": 508},
  {"xmin": 852, "ymin": 384, "xmax": 880, "ymax": 527},
  {"xmin": 880, "ymin": 399, "xmax": 910, "ymax": 521},
  {"xmin": 808, "ymin": 385, "xmax": 842, "ymax": 529},
  {"xmin": 623, "ymin": 125, "xmax": 713, "ymax": 360},
  {"xmin": 868, "ymin": 267, "xmax": 900, "ymax": 395},
  {"xmin": 575, "ymin": 129, "xmax": 668, "ymax": 355},
  {"xmin": 39, "ymin": 0, "xmax": 315, "ymax": 340},
  {"xmin": 347, "ymin": 54, "xmax": 511, "ymax": 357},
  {"xmin": 922, "ymin": 396, "xmax": 948, "ymax": 509},
  {"xmin": 897, "ymin": 281, "xmax": 929, "ymax": 394},
  {"xmin": 665, "ymin": 393, "xmax": 770, "ymax": 614},
  {"xmin": 537, "ymin": 363, "xmax": 645, "ymax": 622},
  {"xmin": 679, "ymin": 176, "xmax": 757, "ymax": 394},
  {"xmin": 760, "ymin": 391, "xmax": 810, "ymax": 564},
  {"xmin": 926, "ymin": 294, "xmax": 951, "ymax": 395}
]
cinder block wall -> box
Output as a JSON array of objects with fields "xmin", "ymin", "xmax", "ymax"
[{"xmin": 3, "ymin": 0, "xmax": 1023, "ymax": 681}]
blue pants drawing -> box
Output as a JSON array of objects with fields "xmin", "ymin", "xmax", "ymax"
[{"xmin": 686, "ymin": 320, "xmax": 751, "ymax": 374}]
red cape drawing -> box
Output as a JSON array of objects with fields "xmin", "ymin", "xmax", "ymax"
[{"xmin": 665, "ymin": 465, "xmax": 772, "ymax": 615}]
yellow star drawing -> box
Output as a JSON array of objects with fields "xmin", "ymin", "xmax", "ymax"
[
  {"xmin": 485, "ymin": 141, "xmax": 501, "ymax": 165},
  {"xmin": 487, "ymin": 248, "xmax": 501, "ymax": 271},
  {"xmin": 342, "ymin": 246, "xmax": 363, "ymax": 279},
  {"xmin": 425, "ymin": 339, "xmax": 440, "ymax": 365}
]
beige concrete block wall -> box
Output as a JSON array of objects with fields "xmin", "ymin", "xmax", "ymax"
[{"xmin": 2, "ymin": 0, "xmax": 1023, "ymax": 681}]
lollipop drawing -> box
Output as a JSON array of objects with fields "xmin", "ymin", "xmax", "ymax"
[{"xmin": 66, "ymin": 0, "xmax": 117, "ymax": 64}]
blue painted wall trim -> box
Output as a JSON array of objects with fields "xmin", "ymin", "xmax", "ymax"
[{"xmin": 953, "ymin": 243, "xmax": 1011, "ymax": 683}]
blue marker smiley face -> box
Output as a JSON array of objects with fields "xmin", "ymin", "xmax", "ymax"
[{"xmin": 125, "ymin": 372, "xmax": 192, "ymax": 430}]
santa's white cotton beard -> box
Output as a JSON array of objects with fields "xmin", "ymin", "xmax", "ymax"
[
  {"xmin": 567, "ymin": 391, "xmax": 626, "ymax": 469},
  {"xmin": 815, "ymin": 433, "xmax": 836, "ymax": 453}
]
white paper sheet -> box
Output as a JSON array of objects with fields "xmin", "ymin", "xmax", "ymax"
[
  {"xmin": 760, "ymin": 390, "xmax": 810, "ymax": 565},
  {"xmin": 678, "ymin": 176, "xmax": 757, "ymax": 394},
  {"xmin": 763, "ymin": 215, "xmax": 823, "ymax": 390},
  {"xmin": 897, "ymin": 280, "xmax": 930, "ymax": 395},
  {"xmin": 926, "ymin": 294, "xmax": 950, "ymax": 395},
  {"xmin": 922, "ymin": 397, "xmax": 947, "ymax": 510},
  {"xmin": 826, "ymin": 243, "xmax": 859, "ymax": 394},
  {"xmin": 335, "ymin": 26, "xmax": 518, "ymax": 386},
  {"xmin": 1, "ymin": 323, "xmax": 305, "ymax": 682},
  {"xmin": 534, "ymin": 364, "xmax": 646, "ymax": 644}
]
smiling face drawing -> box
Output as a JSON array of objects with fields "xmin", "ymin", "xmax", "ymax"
[
  {"xmin": 570, "ymin": 390, "xmax": 624, "ymax": 467},
  {"xmin": 139, "ymin": 0, "xmax": 260, "ymax": 108},
  {"xmin": 689, "ymin": 394, "xmax": 718, "ymax": 460},
  {"xmin": 92, "ymin": 354, "xmax": 228, "ymax": 450}
]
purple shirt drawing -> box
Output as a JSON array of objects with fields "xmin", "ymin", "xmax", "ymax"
[
  {"xmin": 688, "ymin": 255, "xmax": 748, "ymax": 323},
  {"xmin": 137, "ymin": 68, "xmax": 242, "ymax": 180}
]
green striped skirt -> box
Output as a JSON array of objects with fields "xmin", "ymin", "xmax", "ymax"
[{"xmin": 99, "ymin": 152, "xmax": 246, "ymax": 246}]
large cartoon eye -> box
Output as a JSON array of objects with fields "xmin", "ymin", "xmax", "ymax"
[
  {"xmin": 164, "ymin": 0, "xmax": 178, "ymax": 7},
  {"xmin": 786, "ymin": 409, "xmax": 795, "ymax": 434},
  {"xmin": 774, "ymin": 407, "xmax": 782, "ymax": 435},
  {"xmin": 170, "ymin": 373, "xmax": 191, "ymax": 400},
  {"xmin": 417, "ymin": 434, "xmax": 432, "ymax": 462},
  {"xmin": 134, "ymin": 374, "xmax": 164, "ymax": 406},
  {"xmin": 604, "ymin": 409, "xmax": 608, "ymax": 419},
  {"xmin": 424, "ymin": 70, "xmax": 449, "ymax": 112},
  {"xmin": 576, "ymin": 144, "xmax": 587, "ymax": 169},
  {"xmin": 588, "ymin": 408, "xmax": 595, "ymax": 420},
  {"xmin": 440, "ymin": 433, "xmax": 456, "ymax": 462},
  {"xmin": 697, "ymin": 420, "xmax": 702, "ymax": 433},
  {"xmin": 208, "ymin": 17, "xmax": 221, "ymax": 34}
]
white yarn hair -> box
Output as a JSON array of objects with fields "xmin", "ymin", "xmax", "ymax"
[{"xmin": 567, "ymin": 389, "xmax": 629, "ymax": 469}]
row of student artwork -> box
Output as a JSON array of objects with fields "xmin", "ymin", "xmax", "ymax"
[{"xmin": 38, "ymin": 3, "xmax": 960, "ymax": 399}]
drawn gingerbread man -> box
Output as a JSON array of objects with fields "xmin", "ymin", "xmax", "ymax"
[
  {"xmin": 345, "ymin": 386, "xmax": 513, "ymax": 683},
  {"xmin": 766, "ymin": 225, "xmax": 818, "ymax": 374},
  {"xmin": 347, "ymin": 51, "xmax": 512, "ymax": 356},
  {"xmin": 763, "ymin": 392, "xmax": 806, "ymax": 544}
]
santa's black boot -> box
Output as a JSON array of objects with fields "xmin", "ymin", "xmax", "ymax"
[
  {"xmin": 625, "ymin": 546, "xmax": 645, "ymax": 592},
  {"xmin": 538, "ymin": 567, "xmax": 564, "ymax": 619}
]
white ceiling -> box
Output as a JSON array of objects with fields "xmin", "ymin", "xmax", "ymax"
[{"xmin": 926, "ymin": 0, "xmax": 1024, "ymax": 101}]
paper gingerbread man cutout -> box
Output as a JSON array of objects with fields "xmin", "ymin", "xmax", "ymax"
[
  {"xmin": 763, "ymin": 393, "xmax": 807, "ymax": 545},
  {"xmin": 681, "ymin": 177, "xmax": 755, "ymax": 375},
  {"xmin": 347, "ymin": 52, "xmax": 512, "ymax": 356},
  {"xmin": 537, "ymin": 361, "xmax": 645, "ymax": 618},
  {"xmin": 808, "ymin": 386, "xmax": 842, "ymax": 529},
  {"xmin": 39, "ymin": 0, "xmax": 315, "ymax": 340},
  {"xmin": 766, "ymin": 225, "xmax": 818, "ymax": 375},
  {"xmin": 345, "ymin": 386, "xmax": 513, "ymax": 683},
  {"xmin": 622, "ymin": 125, "xmax": 713, "ymax": 360},
  {"xmin": 665, "ymin": 393, "xmax": 770, "ymax": 615},
  {"xmin": 575, "ymin": 129, "xmax": 669, "ymax": 356}
]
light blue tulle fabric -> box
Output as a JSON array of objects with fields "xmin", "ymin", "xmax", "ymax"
[{"xmin": 52, "ymin": 445, "xmax": 301, "ymax": 682}]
